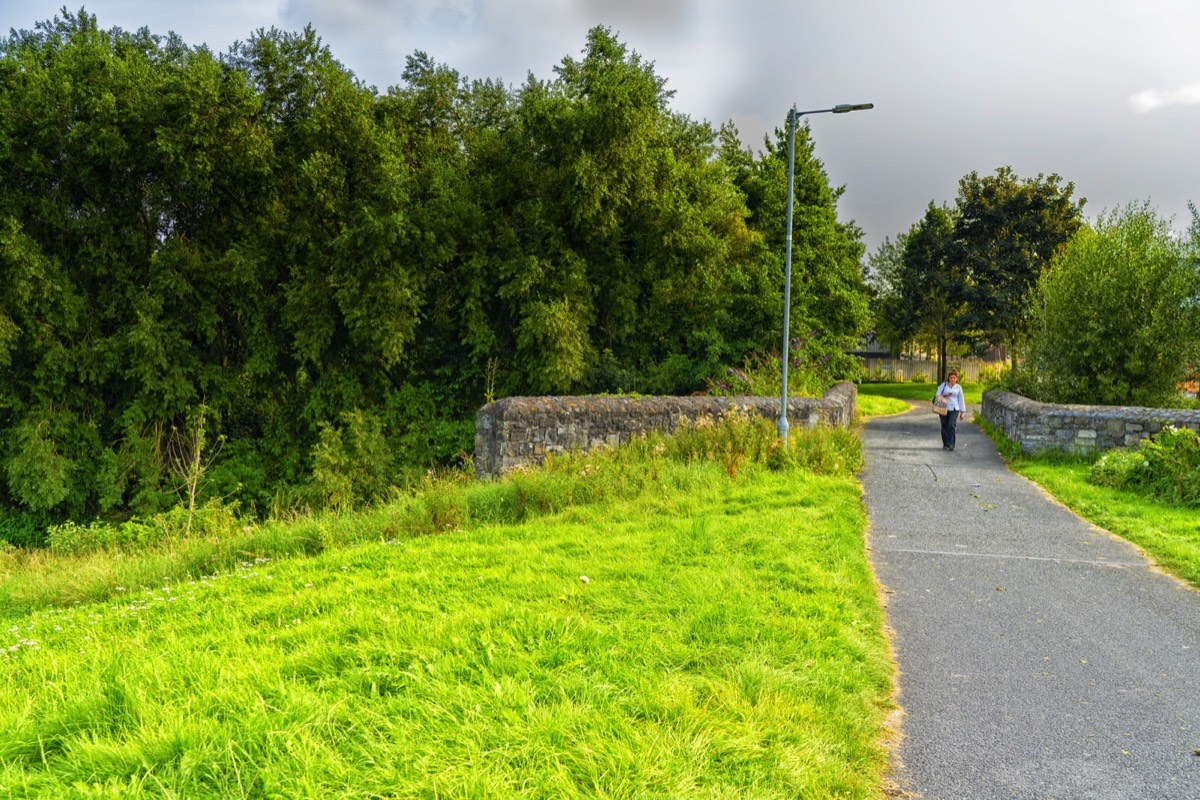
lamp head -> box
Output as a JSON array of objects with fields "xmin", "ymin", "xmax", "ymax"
[{"xmin": 832, "ymin": 103, "xmax": 875, "ymax": 113}]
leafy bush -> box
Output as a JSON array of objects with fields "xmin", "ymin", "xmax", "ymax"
[
  {"xmin": 309, "ymin": 410, "xmax": 395, "ymax": 509},
  {"xmin": 994, "ymin": 364, "xmax": 1046, "ymax": 400},
  {"xmin": 909, "ymin": 372, "xmax": 928, "ymax": 383},
  {"xmin": 705, "ymin": 332, "xmax": 859, "ymax": 398},
  {"xmin": 204, "ymin": 439, "xmax": 276, "ymax": 514},
  {"xmin": 866, "ymin": 367, "xmax": 895, "ymax": 383},
  {"xmin": 977, "ymin": 363, "xmax": 1008, "ymax": 388},
  {"xmin": 1089, "ymin": 426, "xmax": 1200, "ymax": 506},
  {"xmin": 47, "ymin": 502, "xmax": 247, "ymax": 555},
  {"xmin": 0, "ymin": 509, "xmax": 45, "ymax": 548},
  {"xmin": 1028, "ymin": 202, "xmax": 1200, "ymax": 406}
]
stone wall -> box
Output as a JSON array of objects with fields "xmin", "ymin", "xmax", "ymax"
[
  {"xmin": 474, "ymin": 382, "xmax": 857, "ymax": 480},
  {"xmin": 982, "ymin": 390, "xmax": 1200, "ymax": 454}
]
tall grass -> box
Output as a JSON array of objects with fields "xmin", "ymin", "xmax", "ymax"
[{"xmin": 0, "ymin": 418, "xmax": 893, "ymax": 798}]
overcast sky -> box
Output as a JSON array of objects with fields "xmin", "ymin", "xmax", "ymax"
[{"xmin": 4, "ymin": 0, "xmax": 1199, "ymax": 254}]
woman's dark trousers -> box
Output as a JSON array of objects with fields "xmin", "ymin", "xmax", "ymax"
[{"xmin": 940, "ymin": 410, "xmax": 959, "ymax": 449}]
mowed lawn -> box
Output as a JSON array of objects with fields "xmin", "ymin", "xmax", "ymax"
[
  {"xmin": 0, "ymin": 462, "xmax": 894, "ymax": 799},
  {"xmin": 856, "ymin": 380, "xmax": 986, "ymax": 413}
]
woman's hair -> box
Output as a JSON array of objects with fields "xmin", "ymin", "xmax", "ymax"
[{"xmin": 947, "ymin": 368, "xmax": 959, "ymax": 378}]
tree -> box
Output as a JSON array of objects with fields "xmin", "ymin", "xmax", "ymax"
[
  {"xmin": 0, "ymin": 14, "xmax": 880, "ymax": 521},
  {"xmin": 865, "ymin": 232, "xmax": 910, "ymax": 355},
  {"xmin": 952, "ymin": 167, "xmax": 1085, "ymax": 369},
  {"xmin": 722, "ymin": 112, "xmax": 873, "ymax": 380},
  {"xmin": 1028, "ymin": 202, "xmax": 1200, "ymax": 406},
  {"xmin": 0, "ymin": 11, "xmax": 270, "ymax": 516},
  {"xmin": 900, "ymin": 203, "xmax": 964, "ymax": 382},
  {"xmin": 442, "ymin": 26, "xmax": 777, "ymax": 396}
]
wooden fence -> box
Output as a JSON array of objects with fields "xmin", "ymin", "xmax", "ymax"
[{"xmin": 860, "ymin": 357, "xmax": 997, "ymax": 383}]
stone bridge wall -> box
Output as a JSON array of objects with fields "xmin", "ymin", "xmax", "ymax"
[
  {"xmin": 474, "ymin": 382, "xmax": 857, "ymax": 480},
  {"xmin": 981, "ymin": 390, "xmax": 1200, "ymax": 454}
]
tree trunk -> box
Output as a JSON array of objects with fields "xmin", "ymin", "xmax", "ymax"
[{"xmin": 937, "ymin": 331, "xmax": 948, "ymax": 383}]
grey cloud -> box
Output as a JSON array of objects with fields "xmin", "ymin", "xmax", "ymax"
[
  {"xmin": 578, "ymin": 0, "xmax": 691, "ymax": 32},
  {"xmin": 1129, "ymin": 83, "xmax": 1200, "ymax": 114},
  {"xmin": 20, "ymin": 0, "xmax": 1198, "ymax": 251}
]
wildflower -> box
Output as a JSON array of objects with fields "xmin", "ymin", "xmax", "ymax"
[
  {"xmin": 580, "ymin": 575, "xmax": 590, "ymax": 585},
  {"xmin": 1143, "ymin": 461, "xmax": 1149, "ymax": 467}
]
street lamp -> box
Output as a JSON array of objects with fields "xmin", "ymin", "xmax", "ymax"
[{"xmin": 778, "ymin": 102, "xmax": 874, "ymax": 445}]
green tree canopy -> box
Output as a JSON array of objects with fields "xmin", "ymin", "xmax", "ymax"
[
  {"xmin": 1027, "ymin": 202, "xmax": 1200, "ymax": 406},
  {"xmin": 900, "ymin": 203, "xmax": 964, "ymax": 382},
  {"xmin": 721, "ymin": 114, "xmax": 872, "ymax": 378},
  {"xmin": 0, "ymin": 15, "xmax": 874, "ymax": 521},
  {"xmin": 952, "ymin": 167, "xmax": 1085, "ymax": 366}
]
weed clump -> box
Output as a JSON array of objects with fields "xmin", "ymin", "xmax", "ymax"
[{"xmin": 1089, "ymin": 426, "xmax": 1200, "ymax": 506}]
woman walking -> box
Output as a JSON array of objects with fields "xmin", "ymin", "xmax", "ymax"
[{"xmin": 934, "ymin": 369, "xmax": 966, "ymax": 450}]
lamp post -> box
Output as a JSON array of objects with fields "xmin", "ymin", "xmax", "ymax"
[{"xmin": 778, "ymin": 102, "xmax": 874, "ymax": 445}]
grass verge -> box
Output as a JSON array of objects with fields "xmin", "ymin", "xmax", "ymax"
[
  {"xmin": 0, "ymin": 423, "xmax": 894, "ymax": 798},
  {"xmin": 857, "ymin": 381, "xmax": 985, "ymax": 409},
  {"xmin": 856, "ymin": 393, "xmax": 912, "ymax": 419}
]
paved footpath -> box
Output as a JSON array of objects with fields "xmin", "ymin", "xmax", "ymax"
[{"xmin": 861, "ymin": 405, "xmax": 1200, "ymax": 799}]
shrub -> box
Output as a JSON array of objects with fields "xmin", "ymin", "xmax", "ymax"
[
  {"xmin": 1028, "ymin": 202, "xmax": 1200, "ymax": 406},
  {"xmin": 0, "ymin": 509, "xmax": 46, "ymax": 548},
  {"xmin": 704, "ymin": 332, "xmax": 859, "ymax": 398},
  {"xmin": 204, "ymin": 439, "xmax": 275, "ymax": 514},
  {"xmin": 866, "ymin": 367, "xmax": 891, "ymax": 382},
  {"xmin": 309, "ymin": 410, "xmax": 395, "ymax": 509},
  {"xmin": 1089, "ymin": 426, "xmax": 1200, "ymax": 506},
  {"xmin": 977, "ymin": 363, "xmax": 1008, "ymax": 388},
  {"xmin": 46, "ymin": 502, "xmax": 248, "ymax": 555}
]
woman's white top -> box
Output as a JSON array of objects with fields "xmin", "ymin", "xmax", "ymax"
[{"xmin": 936, "ymin": 382, "xmax": 966, "ymax": 412}]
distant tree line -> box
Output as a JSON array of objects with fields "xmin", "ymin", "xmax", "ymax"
[
  {"xmin": 870, "ymin": 170, "xmax": 1200, "ymax": 406},
  {"xmin": 0, "ymin": 12, "xmax": 872, "ymax": 522}
]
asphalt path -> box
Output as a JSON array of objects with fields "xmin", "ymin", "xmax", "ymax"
[{"xmin": 861, "ymin": 404, "xmax": 1200, "ymax": 799}]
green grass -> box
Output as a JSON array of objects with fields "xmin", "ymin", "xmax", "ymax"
[
  {"xmin": 0, "ymin": 435, "xmax": 894, "ymax": 798},
  {"xmin": 857, "ymin": 381, "xmax": 985, "ymax": 409},
  {"xmin": 855, "ymin": 394, "xmax": 912, "ymax": 419}
]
